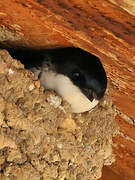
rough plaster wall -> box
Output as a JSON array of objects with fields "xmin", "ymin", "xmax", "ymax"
[{"xmin": 0, "ymin": 50, "xmax": 118, "ymax": 180}]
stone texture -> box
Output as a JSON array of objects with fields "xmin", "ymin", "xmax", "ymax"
[{"xmin": 0, "ymin": 0, "xmax": 135, "ymax": 179}]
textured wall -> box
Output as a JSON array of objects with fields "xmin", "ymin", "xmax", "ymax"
[{"xmin": 0, "ymin": 0, "xmax": 135, "ymax": 179}]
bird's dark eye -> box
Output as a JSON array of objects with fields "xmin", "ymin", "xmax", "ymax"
[{"xmin": 72, "ymin": 72, "xmax": 80, "ymax": 79}]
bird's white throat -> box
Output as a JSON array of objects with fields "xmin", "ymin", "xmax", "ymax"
[{"xmin": 38, "ymin": 70, "xmax": 99, "ymax": 113}]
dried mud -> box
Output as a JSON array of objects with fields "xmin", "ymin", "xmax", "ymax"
[{"xmin": 0, "ymin": 50, "xmax": 118, "ymax": 180}]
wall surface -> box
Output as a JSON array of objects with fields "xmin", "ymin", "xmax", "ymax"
[{"xmin": 0, "ymin": 0, "xmax": 135, "ymax": 179}]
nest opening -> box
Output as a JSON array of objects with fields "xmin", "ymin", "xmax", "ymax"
[{"xmin": 0, "ymin": 49, "xmax": 118, "ymax": 180}]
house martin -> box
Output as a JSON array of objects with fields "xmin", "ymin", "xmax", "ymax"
[{"xmin": 8, "ymin": 47, "xmax": 107, "ymax": 113}]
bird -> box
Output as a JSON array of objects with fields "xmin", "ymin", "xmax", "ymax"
[{"xmin": 8, "ymin": 47, "xmax": 107, "ymax": 113}]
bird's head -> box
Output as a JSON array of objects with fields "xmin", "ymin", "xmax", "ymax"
[
  {"xmin": 49, "ymin": 48, "xmax": 107, "ymax": 104},
  {"xmin": 8, "ymin": 47, "xmax": 107, "ymax": 113}
]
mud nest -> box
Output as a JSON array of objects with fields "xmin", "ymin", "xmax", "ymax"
[{"xmin": 0, "ymin": 50, "xmax": 118, "ymax": 180}]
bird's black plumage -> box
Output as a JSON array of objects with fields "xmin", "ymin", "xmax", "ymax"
[
  {"xmin": 7, "ymin": 47, "xmax": 107, "ymax": 112},
  {"xmin": 47, "ymin": 48, "xmax": 107, "ymax": 100}
]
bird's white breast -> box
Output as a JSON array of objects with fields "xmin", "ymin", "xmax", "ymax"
[{"xmin": 39, "ymin": 70, "xmax": 99, "ymax": 113}]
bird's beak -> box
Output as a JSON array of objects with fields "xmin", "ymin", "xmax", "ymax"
[{"xmin": 82, "ymin": 89, "xmax": 97, "ymax": 102}]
